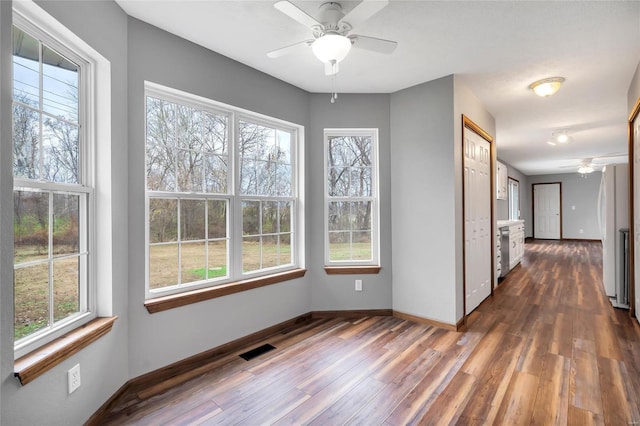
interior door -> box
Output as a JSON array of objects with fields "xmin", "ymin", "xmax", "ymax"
[
  {"xmin": 634, "ymin": 113, "xmax": 640, "ymax": 322},
  {"xmin": 464, "ymin": 126, "xmax": 492, "ymax": 315},
  {"xmin": 534, "ymin": 183, "xmax": 561, "ymax": 239}
]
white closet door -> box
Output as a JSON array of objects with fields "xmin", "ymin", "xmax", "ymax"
[
  {"xmin": 534, "ymin": 183, "xmax": 561, "ymax": 239},
  {"xmin": 464, "ymin": 128, "xmax": 492, "ymax": 315},
  {"xmin": 634, "ymin": 114, "xmax": 640, "ymax": 323}
]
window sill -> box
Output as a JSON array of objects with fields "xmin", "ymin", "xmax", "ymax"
[
  {"xmin": 144, "ymin": 268, "xmax": 307, "ymax": 314},
  {"xmin": 14, "ymin": 316, "xmax": 118, "ymax": 386},
  {"xmin": 324, "ymin": 266, "xmax": 381, "ymax": 275}
]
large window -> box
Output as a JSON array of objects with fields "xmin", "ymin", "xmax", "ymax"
[
  {"xmin": 12, "ymin": 20, "xmax": 93, "ymax": 356},
  {"xmin": 145, "ymin": 83, "xmax": 301, "ymax": 297},
  {"xmin": 324, "ymin": 129, "xmax": 379, "ymax": 266}
]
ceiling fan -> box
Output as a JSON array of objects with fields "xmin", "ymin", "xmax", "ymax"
[
  {"xmin": 560, "ymin": 154, "xmax": 627, "ymax": 174},
  {"xmin": 267, "ymin": 0, "xmax": 398, "ymax": 76}
]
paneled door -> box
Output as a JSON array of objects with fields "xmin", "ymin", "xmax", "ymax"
[
  {"xmin": 534, "ymin": 183, "xmax": 561, "ymax": 239},
  {"xmin": 464, "ymin": 125, "xmax": 492, "ymax": 315},
  {"xmin": 634, "ymin": 111, "xmax": 640, "ymax": 322}
]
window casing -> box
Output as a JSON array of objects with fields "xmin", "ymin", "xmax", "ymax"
[
  {"xmin": 324, "ymin": 129, "xmax": 379, "ymax": 266},
  {"xmin": 508, "ymin": 177, "xmax": 520, "ymax": 220},
  {"xmin": 12, "ymin": 15, "xmax": 95, "ymax": 358},
  {"xmin": 145, "ymin": 83, "xmax": 302, "ymax": 298}
]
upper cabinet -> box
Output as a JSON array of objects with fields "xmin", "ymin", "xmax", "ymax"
[{"xmin": 496, "ymin": 161, "xmax": 508, "ymax": 200}]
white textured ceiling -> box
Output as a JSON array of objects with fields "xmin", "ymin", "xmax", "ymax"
[{"xmin": 116, "ymin": 0, "xmax": 640, "ymax": 175}]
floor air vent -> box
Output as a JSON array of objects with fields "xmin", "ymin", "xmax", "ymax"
[{"xmin": 239, "ymin": 344, "xmax": 276, "ymax": 361}]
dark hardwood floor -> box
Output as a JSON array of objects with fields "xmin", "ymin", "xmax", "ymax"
[{"xmin": 102, "ymin": 240, "xmax": 640, "ymax": 425}]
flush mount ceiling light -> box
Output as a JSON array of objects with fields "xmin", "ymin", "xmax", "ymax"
[
  {"xmin": 578, "ymin": 165, "xmax": 594, "ymax": 174},
  {"xmin": 551, "ymin": 130, "xmax": 572, "ymax": 144},
  {"xmin": 529, "ymin": 77, "xmax": 565, "ymax": 97}
]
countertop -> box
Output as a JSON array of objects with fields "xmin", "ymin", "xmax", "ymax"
[{"xmin": 497, "ymin": 219, "xmax": 524, "ymax": 228}]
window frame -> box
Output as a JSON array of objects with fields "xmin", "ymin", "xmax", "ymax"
[
  {"xmin": 323, "ymin": 128, "xmax": 380, "ymax": 267},
  {"xmin": 144, "ymin": 82, "xmax": 304, "ymax": 299},
  {"xmin": 12, "ymin": 8, "xmax": 97, "ymax": 359},
  {"xmin": 508, "ymin": 177, "xmax": 520, "ymax": 220}
]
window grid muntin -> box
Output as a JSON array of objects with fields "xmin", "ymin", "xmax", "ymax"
[
  {"xmin": 324, "ymin": 129, "xmax": 379, "ymax": 266},
  {"xmin": 12, "ymin": 16, "xmax": 95, "ymax": 355},
  {"xmin": 145, "ymin": 84, "xmax": 300, "ymax": 298}
]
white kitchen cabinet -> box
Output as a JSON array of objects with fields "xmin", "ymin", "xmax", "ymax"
[
  {"xmin": 508, "ymin": 221, "xmax": 525, "ymax": 270},
  {"xmin": 496, "ymin": 161, "xmax": 508, "ymax": 200}
]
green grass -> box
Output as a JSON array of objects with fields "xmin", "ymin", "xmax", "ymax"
[{"xmin": 190, "ymin": 266, "xmax": 227, "ymax": 280}]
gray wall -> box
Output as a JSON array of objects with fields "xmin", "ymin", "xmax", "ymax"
[
  {"xmin": 528, "ymin": 172, "xmax": 602, "ymax": 240},
  {"xmin": 1, "ymin": 1, "xmax": 130, "ymax": 425},
  {"xmin": 390, "ymin": 75, "xmax": 495, "ymax": 325},
  {"xmin": 127, "ymin": 18, "xmax": 312, "ymax": 377},
  {"xmin": 629, "ymin": 61, "xmax": 640, "ymax": 113},
  {"xmin": 308, "ymin": 94, "xmax": 393, "ymax": 311}
]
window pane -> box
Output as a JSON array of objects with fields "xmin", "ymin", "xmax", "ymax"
[
  {"xmin": 203, "ymin": 112, "xmax": 228, "ymax": 154},
  {"xmin": 350, "ymin": 167, "xmax": 372, "ymax": 197},
  {"xmin": 243, "ymin": 200, "xmax": 260, "ymax": 236},
  {"xmin": 12, "ymin": 27, "xmax": 40, "ymax": 108},
  {"xmin": 42, "ymin": 117, "xmax": 79, "ymax": 183},
  {"xmin": 354, "ymin": 201, "xmax": 372, "ymax": 231},
  {"xmin": 204, "ymin": 154, "xmax": 227, "ymax": 194},
  {"xmin": 146, "ymin": 97, "xmax": 176, "ymax": 191},
  {"xmin": 262, "ymin": 235, "xmax": 278, "ymax": 268},
  {"xmin": 14, "ymin": 263, "xmax": 49, "ymax": 340},
  {"xmin": 149, "ymin": 243, "xmax": 178, "ymax": 289},
  {"xmin": 262, "ymin": 201, "xmax": 278, "ymax": 234},
  {"xmin": 242, "ymin": 236, "xmax": 260, "ymax": 272},
  {"xmin": 276, "ymin": 130, "xmax": 291, "ymax": 164},
  {"xmin": 42, "ymin": 45, "xmax": 79, "ymax": 122},
  {"xmin": 12, "ymin": 104, "xmax": 41, "ymax": 180},
  {"xmin": 328, "ymin": 167, "xmax": 349, "ymax": 197},
  {"xmin": 53, "ymin": 256, "xmax": 79, "ymax": 322},
  {"xmin": 14, "ymin": 190, "xmax": 49, "ymax": 264},
  {"xmin": 149, "ymin": 198, "xmax": 178, "ymax": 243},
  {"xmin": 181, "ymin": 241, "xmax": 206, "ymax": 284},
  {"xmin": 328, "ymin": 201, "xmax": 349, "ymax": 231},
  {"xmin": 208, "ymin": 241, "xmax": 228, "ymax": 279},
  {"xmin": 208, "ymin": 200, "xmax": 227, "ymax": 239},
  {"xmin": 177, "ymin": 148, "xmax": 203, "ymax": 192},
  {"xmin": 280, "ymin": 233, "xmax": 292, "ymax": 265},
  {"xmin": 279, "ymin": 201, "xmax": 291, "ymax": 233},
  {"xmin": 329, "ymin": 232, "xmax": 351, "ymax": 261},
  {"xmin": 276, "ymin": 163, "xmax": 292, "ymax": 196},
  {"xmin": 175, "ymin": 105, "xmax": 201, "ymax": 150},
  {"xmin": 181, "ymin": 199, "xmax": 205, "ymax": 241},
  {"xmin": 352, "ymin": 231, "xmax": 372, "ymax": 261},
  {"xmin": 53, "ymin": 193, "xmax": 79, "ymax": 257}
]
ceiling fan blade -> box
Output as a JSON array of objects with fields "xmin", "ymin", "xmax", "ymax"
[
  {"xmin": 274, "ymin": 1, "xmax": 321, "ymax": 29},
  {"xmin": 340, "ymin": 0, "xmax": 389, "ymax": 29},
  {"xmin": 350, "ymin": 35, "xmax": 397, "ymax": 54},
  {"xmin": 267, "ymin": 40, "xmax": 313, "ymax": 59}
]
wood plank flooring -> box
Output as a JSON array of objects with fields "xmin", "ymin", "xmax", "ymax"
[{"xmin": 101, "ymin": 240, "xmax": 640, "ymax": 425}]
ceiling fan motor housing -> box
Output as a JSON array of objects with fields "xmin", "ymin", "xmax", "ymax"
[{"xmin": 318, "ymin": 2, "xmax": 351, "ymax": 35}]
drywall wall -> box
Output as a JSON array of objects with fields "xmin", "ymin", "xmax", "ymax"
[
  {"xmin": 127, "ymin": 18, "xmax": 311, "ymax": 377},
  {"xmin": 629, "ymin": 61, "xmax": 640, "ymax": 113},
  {"xmin": 1, "ymin": 1, "xmax": 130, "ymax": 425},
  {"xmin": 308, "ymin": 94, "xmax": 392, "ymax": 311},
  {"xmin": 390, "ymin": 75, "xmax": 458, "ymax": 325},
  {"xmin": 528, "ymin": 172, "xmax": 602, "ymax": 239},
  {"xmin": 0, "ymin": 0, "xmax": 12, "ymax": 419}
]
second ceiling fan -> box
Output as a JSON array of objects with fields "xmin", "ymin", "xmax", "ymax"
[{"xmin": 268, "ymin": 0, "xmax": 398, "ymax": 76}]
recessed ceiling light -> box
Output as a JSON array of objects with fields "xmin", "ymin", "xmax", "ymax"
[
  {"xmin": 552, "ymin": 130, "xmax": 571, "ymax": 144},
  {"xmin": 529, "ymin": 77, "xmax": 565, "ymax": 97}
]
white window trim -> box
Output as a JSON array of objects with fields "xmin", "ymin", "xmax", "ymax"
[
  {"xmin": 12, "ymin": 0, "xmax": 112, "ymax": 359},
  {"xmin": 323, "ymin": 128, "xmax": 380, "ymax": 267},
  {"xmin": 144, "ymin": 82, "xmax": 305, "ymax": 299}
]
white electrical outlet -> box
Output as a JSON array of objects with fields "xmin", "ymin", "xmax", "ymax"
[
  {"xmin": 355, "ymin": 279, "xmax": 363, "ymax": 291},
  {"xmin": 68, "ymin": 364, "xmax": 81, "ymax": 394}
]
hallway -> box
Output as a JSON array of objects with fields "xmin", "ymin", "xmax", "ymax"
[{"xmin": 99, "ymin": 240, "xmax": 640, "ymax": 425}]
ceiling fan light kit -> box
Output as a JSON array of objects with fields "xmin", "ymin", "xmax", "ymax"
[
  {"xmin": 269, "ymin": 0, "xmax": 397, "ymax": 102},
  {"xmin": 311, "ymin": 34, "xmax": 352, "ymax": 64},
  {"xmin": 578, "ymin": 165, "xmax": 594, "ymax": 174},
  {"xmin": 529, "ymin": 77, "xmax": 565, "ymax": 97}
]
